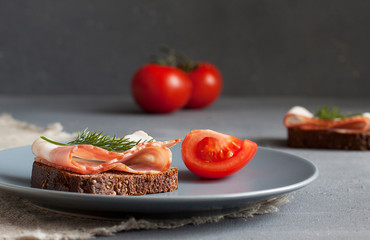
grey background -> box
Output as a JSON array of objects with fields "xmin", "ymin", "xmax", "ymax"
[{"xmin": 0, "ymin": 0, "xmax": 369, "ymax": 97}]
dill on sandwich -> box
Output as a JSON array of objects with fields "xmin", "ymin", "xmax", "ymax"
[
  {"xmin": 41, "ymin": 129, "xmax": 153, "ymax": 152},
  {"xmin": 314, "ymin": 105, "xmax": 359, "ymax": 120}
]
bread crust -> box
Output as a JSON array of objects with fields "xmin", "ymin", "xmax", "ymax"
[
  {"xmin": 287, "ymin": 128, "xmax": 370, "ymax": 150},
  {"xmin": 31, "ymin": 162, "xmax": 178, "ymax": 195}
]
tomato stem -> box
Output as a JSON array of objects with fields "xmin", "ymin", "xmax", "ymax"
[{"xmin": 154, "ymin": 45, "xmax": 199, "ymax": 72}]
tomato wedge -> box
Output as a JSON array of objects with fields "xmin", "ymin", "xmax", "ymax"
[{"xmin": 181, "ymin": 129, "xmax": 257, "ymax": 178}]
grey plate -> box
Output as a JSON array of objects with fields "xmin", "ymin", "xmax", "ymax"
[{"xmin": 0, "ymin": 145, "xmax": 318, "ymax": 219}]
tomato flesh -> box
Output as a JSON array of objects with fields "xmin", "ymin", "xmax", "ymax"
[
  {"xmin": 181, "ymin": 129, "xmax": 257, "ymax": 179},
  {"xmin": 196, "ymin": 137, "xmax": 242, "ymax": 162}
]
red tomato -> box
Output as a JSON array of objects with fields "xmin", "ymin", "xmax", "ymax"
[
  {"xmin": 185, "ymin": 63, "xmax": 223, "ymax": 109},
  {"xmin": 131, "ymin": 64, "xmax": 192, "ymax": 113},
  {"xmin": 181, "ymin": 129, "xmax": 257, "ymax": 179}
]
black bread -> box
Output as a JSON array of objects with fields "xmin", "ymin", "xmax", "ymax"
[
  {"xmin": 31, "ymin": 161, "xmax": 178, "ymax": 195},
  {"xmin": 287, "ymin": 128, "xmax": 370, "ymax": 150}
]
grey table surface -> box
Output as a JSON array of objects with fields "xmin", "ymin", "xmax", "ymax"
[{"xmin": 1, "ymin": 95, "xmax": 369, "ymax": 240}]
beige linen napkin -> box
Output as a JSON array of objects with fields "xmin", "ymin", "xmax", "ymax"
[{"xmin": 0, "ymin": 114, "xmax": 289, "ymax": 240}]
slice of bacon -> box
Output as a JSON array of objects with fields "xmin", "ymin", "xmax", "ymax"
[
  {"xmin": 283, "ymin": 106, "xmax": 370, "ymax": 133},
  {"xmin": 32, "ymin": 138, "xmax": 181, "ymax": 175}
]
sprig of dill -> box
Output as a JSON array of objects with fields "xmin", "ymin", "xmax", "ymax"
[
  {"xmin": 41, "ymin": 129, "xmax": 152, "ymax": 152},
  {"xmin": 314, "ymin": 105, "xmax": 359, "ymax": 120}
]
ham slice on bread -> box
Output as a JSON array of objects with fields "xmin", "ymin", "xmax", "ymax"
[
  {"xmin": 283, "ymin": 106, "xmax": 370, "ymax": 134},
  {"xmin": 32, "ymin": 131, "xmax": 180, "ymax": 175},
  {"xmin": 283, "ymin": 106, "xmax": 370, "ymax": 150}
]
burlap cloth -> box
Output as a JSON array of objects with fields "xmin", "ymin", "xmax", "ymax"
[{"xmin": 0, "ymin": 113, "xmax": 290, "ymax": 240}]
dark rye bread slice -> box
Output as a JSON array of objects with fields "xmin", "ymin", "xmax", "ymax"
[
  {"xmin": 288, "ymin": 128, "xmax": 370, "ymax": 150},
  {"xmin": 31, "ymin": 162, "xmax": 178, "ymax": 195}
]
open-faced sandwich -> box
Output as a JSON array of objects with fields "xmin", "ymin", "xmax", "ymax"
[
  {"xmin": 31, "ymin": 130, "xmax": 180, "ymax": 195},
  {"xmin": 283, "ymin": 106, "xmax": 370, "ymax": 150}
]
